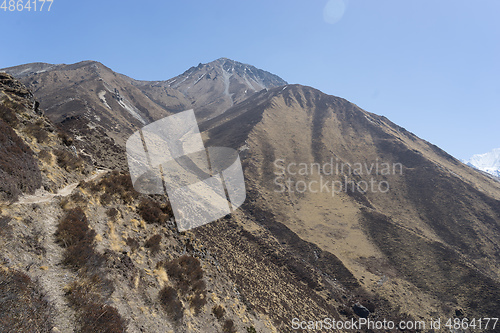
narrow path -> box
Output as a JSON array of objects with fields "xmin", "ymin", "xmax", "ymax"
[
  {"xmin": 15, "ymin": 169, "xmax": 109, "ymax": 332},
  {"xmin": 35, "ymin": 205, "xmax": 77, "ymax": 333},
  {"xmin": 15, "ymin": 169, "xmax": 108, "ymax": 205}
]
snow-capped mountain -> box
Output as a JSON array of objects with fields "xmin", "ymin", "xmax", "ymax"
[{"xmin": 466, "ymin": 148, "xmax": 500, "ymax": 177}]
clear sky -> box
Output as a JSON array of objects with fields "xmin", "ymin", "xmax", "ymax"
[{"xmin": 1, "ymin": 0, "xmax": 498, "ymax": 160}]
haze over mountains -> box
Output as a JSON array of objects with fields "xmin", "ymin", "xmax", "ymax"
[{"xmin": 1, "ymin": 59, "xmax": 500, "ymax": 332}]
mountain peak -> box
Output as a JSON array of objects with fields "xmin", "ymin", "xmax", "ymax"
[
  {"xmin": 467, "ymin": 148, "xmax": 500, "ymax": 177},
  {"xmin": 150, "ymin": 58, "xmax": 287, "ymax": 120}
]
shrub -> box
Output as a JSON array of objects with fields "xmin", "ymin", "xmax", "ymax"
[
  {"xmin": 144, "ymin": 234, "xmax": 162, "ymax": 254},
  {"xmin": 223, "ymin": 319, "xmax": 236, "ymax": 333},
  {"xmin": 63, "ymin": 239, "xmax": 105, "ymax": 271},
  {"xmin": 0, "ymin": 268, "xmax": 54, "ymax": 332},
  {"xmin": 0, "ymin": 119, "xmax": 42, "ymax": 201},
  {"xmin": 66, "ymin": 280, "xmax": 125, "ymax": 333},
  {"xmin": 189, "ymin": 291, "xmax": 207, "ymax": 315},
  {"xmin": 159, "ymin": 286, "xmax": 183, "ymax": 323},
  {"xmin": 126, "ymin": 237, "xmax": 140, "ymax": 252},
  {"xmin": 55, "ymin": 207, "xmax": 93, "ymax": 248},
  {"xmin": 54, "ymin": 149, "xmax": 84, "ymax": 171},
  {"xmin": 106, "ymin": 208, "xmax": 119, "ymax": 220},
  {"xmin": 0, "ymin": 216, "xmax": 12, "ymax": 238},
  {"xmin": 137, "ymin": 198, "xmax": 171, "ymax": 224},
  {"xmin": 38, "ymin": 150, "xmax": 52, "ymax": 164},
  {"xmin": 25, "ymin": 120, "xmax": 48, "ymax": 143},
  {"xmin": 56, "ymin": 207, "xmax": 105, "ymax": 272},
  {"xmin": 247, "ymin": 326, "xmax": 257, "ymax": 333},
  {"xmin": 70, "ymin": 192, "xmax": 87, "ymax": 205},
  {"xmin": 93, "ymin": 171, "xmax": 138, "ymax": 204},
  {"xmin": 100, "ymin": 192, "xmax": 113, "ymax": 206},
  {"xmin": 212, "ymin": 304, "xmax": 225, "ymax": 320},
  {"xmin": 0, "ymin": 103, "xmax": 18, "ymax": 126},
  {"xmin": 161, "ymin": 255, "xmax": 207, "ymax": 314},
  {"xmin": 163, "ymin": 255, "xmax": 204, "ymax": 296}
]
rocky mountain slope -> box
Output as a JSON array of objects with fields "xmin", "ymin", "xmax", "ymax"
[
  {"xmin": 1, "ymin": 60, "xmax": 500, "ymax": 332},
  {"xmin": 0, "ymin": 73, "xmax": 277, "ymax": 332},
  {"xmin": 3, "ymin": 58, "xmax": 286, "ymax": 171},
  {"xmin": 133, "ymin": 58, "xmax": 287, "ymax": 121},
  {"xmin": 203, "ymin": 84, "xmax": 500, "ymax": 324}
]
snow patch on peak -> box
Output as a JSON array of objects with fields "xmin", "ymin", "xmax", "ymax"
[{"xmin": 466, "ymin": 148, "xmax": 500, "ymax": 177}]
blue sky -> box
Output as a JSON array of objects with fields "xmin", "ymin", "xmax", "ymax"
[{"xmin": 1, "ymin": 0, "xmax": 498, "ymax": 160}]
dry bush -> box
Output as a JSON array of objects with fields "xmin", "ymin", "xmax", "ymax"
[
  {"xmin": 162, "ymin": 255, "xmax": 207, "ymax": 314},
  {"xmin": 159, "ymin": 286, "xmax": 183, "ymax": 323},
  {"xmin": 25, "ymin": 120, "xmax": 49, "ymax": 143},
  {"xmin": 93, "ymin": 171, "xmax": 138, "ymax": 204},
  {"xmin": 66, "ymin": 279, "xmax": 125, "ymax": 333},
  {"xmin": 56, "ymin": 207, "xmax": 105, "ymax": 271},
  {"xmin": 126, "ymin": 237, "xmax": 140, "ymax": 252},
  {"xmin": 144, "ymin": 234, "xmax": 162, "ymax": 254},
  {"xmin": 137, "ymin": 197, "xmax": 171, "ymax": 224},
  {"xmin": 212, "ymin": 304, "xmax": 225, "ymax": 320},
  {"xmin": 106, "ymin": 208, "xmax": 119, "ymax": 220},
  {"xmin": 54, "ymin": 148, "xmax": 84, "ymax": 171},
  {"xmin": 223, "ymin": 319, "xmax": 236, "ymax": 333},
  {"xmin": 70, "ymin": 191, "xmax": 87, "ymax": 205},
  {"xmin": 100, "ymin": 192, "xmax": 113, "ymax": 206},
  {"xmin": 55, "ymin": 207, "xmax": 93, "ymax": 248},
  {"xmin": 57, "ymin": 127, "xmax": 73, "ymax": 146},
  {"xmin": 63, "ymin": 240, "xmax": 105, "ymax": 271},
  {"xmin": 0, "ymin": 103, "xmax": 19, "ymax": 126},
  {"xmin": 0, "ymin": 119, "xmax": 42, "ymax": 201},
  {"xmin": 38, "ymin": 149, "xmax": 52, "ymax": 164},
  {"xmin": 0, "ymin": 268, "xmax": 54, "ymax": 332},
  {"xmin": 21, "ymin": 228, "xmax": 46, "ymax": 255},
  {"xmin": 189, "ymin": 291, "xmax": 207, "ymax": 315},
  {"xmin": 163, "ymin": 255, "xmax": 204, "ymax": 294},
  {"xmin": 0, "ymin": 216, "xmax": 12, "ymax": 238},
  {"xmin": 55, "ymin": 207, "xmax": 125, "ymax": 331}
]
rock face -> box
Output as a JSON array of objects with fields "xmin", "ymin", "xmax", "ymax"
[{"xmin": 353, "ymin": 303, "xmax": 370, "ymax": 318}]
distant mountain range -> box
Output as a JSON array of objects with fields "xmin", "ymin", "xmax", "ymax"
[
  {"xmin": 1, "ymin": 59, "xmax": 500, "ymax": 332},
  {"xmin": 465, "ymin": 148, "xmax": 500, "ymax": 178}
]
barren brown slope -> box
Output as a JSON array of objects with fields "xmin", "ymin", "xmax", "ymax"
[{"xmin": 204, "ymin": 84, "xmax": 500, "ymax": 323}]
